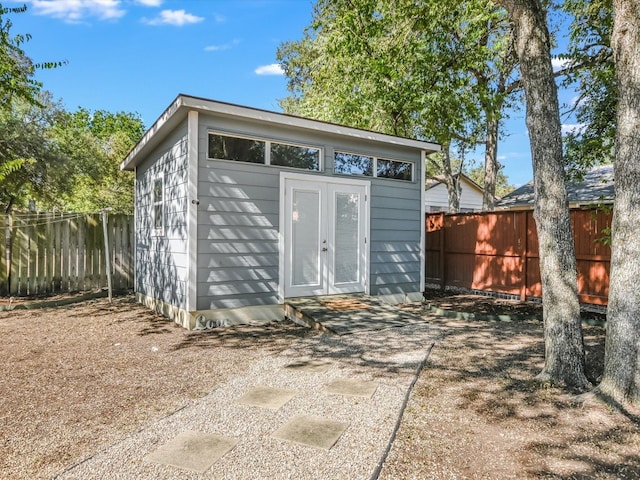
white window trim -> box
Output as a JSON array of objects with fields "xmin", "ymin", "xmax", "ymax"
[
  {"xmin": 151, "ymin": 173, "xmax": 165, "ymax": 237},
  {"xmin": 376, "ymin": 157, "xmax": 415, "ymax": 182},
  {"xmin": 207, "ymin": 131, "xmax": 266, "ymax": 165},
  {"xmin": 334, "ymin": 150, "xmax": 375, "ymax": 177},
  {"xmin": 268, "ymin": 139, "xmax": 322, "ymax": 170},
  {"xmin": 206, "ymin": 130, "xmax": 323, "ymax": 171},
  {"xmin": 334, "ymin": 150, "xmax": 415, "ymax": 182}
]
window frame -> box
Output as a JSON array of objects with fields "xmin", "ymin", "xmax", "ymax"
[
  {"xmin": 269, "ymin": 139, "xmax": 322, "ymax": 171},
  {"xmin": 207, "ymin": 131, "xmax": 322, "ymax": 172},
  {"xmin": 333, "ymin": 150, "xmax": 415, "ymax": 182},
  {"xmin": 376, "ymin": 157, "xmax": 415, "ymax": 182},
  {"xmin": 207, "ymin": 131, "xmax": 266, "ymax": 165},
  {"xmin": 333, "ymin": 150, "xmax": 374, "ymax": 177},
  {"xmin": 151, "ymin": 174, "xmax": 164, "ymax": 236}
]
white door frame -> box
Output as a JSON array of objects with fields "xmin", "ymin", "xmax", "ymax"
[{"xmin": 278, "ymin": 172, "xmax": 370, "ymax": 300}]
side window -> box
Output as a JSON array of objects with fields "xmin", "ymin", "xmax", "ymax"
[{"xmin": 152, "ymin": 177, "xmax": 164, "ymax": 235}]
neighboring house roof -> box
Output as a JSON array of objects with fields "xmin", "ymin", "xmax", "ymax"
[
  {"xmin": 121, "ymin": 94, "xmax": 441, "ymax": 171},
  {"xmin": 497, "ymin": 164, "xmax": 614, "ymax": 209}
]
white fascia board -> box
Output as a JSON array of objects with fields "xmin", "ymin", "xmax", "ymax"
[
  {"xmin": 120, "ymin": 95, "xmax": 187, "ymax": 171},
  {"xmin": 180, "ymin": 95, "xmax": 441, "ymax": 152}
]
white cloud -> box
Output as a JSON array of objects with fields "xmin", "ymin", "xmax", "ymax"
[
  {"xmin": 143, "ymin": 9, "xmax": 204, "ymax": 26},
  {"xmin": 30, "ymin": 0, "xmax": 125, "ymax": 22},
  {"xmin": 213, "ymin": 13, "xmax": 226, "ymax": 23},
  {"xmin": 552, "ymin": 56, "xmax": 571, "ymax": 72},
  {"xmin": 204, "ymin": 39, "xmax": 240, "ymax": 52},
  {"xmin": 135, "ymin": 0, "xmax": 162, "ymax": 6},
  {"xmin": 254, "ymin": 63, "xmax": 284, "ymax": 76},
  {"xmin": 561, "ymin": 123, "xmax": 587, "ymax": 135}
]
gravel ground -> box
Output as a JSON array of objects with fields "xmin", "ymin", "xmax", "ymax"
[
  {"xmin": 0, "ymin": 296, "xmax": 312, "ymax": 480},
  {"xmin": 379, "ymin": 314, "xmax": 640, "ymax": 480},
  {"xmin": 53, "ymin": 320, "xmax": 435, "ymax": 480},
  {"xmin": 4, "ymin": 292, "xmax": 639, "ymax": 480}
]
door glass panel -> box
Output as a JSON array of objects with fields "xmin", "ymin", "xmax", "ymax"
[
  {"xmin": 292, "ymin": 189, "xmax": 321, "ymax": 287},
  {"xmin": 334, "ymin": 192, "xmax": 359, "ymax": 284}
]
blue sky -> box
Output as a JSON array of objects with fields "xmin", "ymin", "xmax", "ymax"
[{"xmin": 8, "ymin": 0, "xmax": 578, "ymax": 187}]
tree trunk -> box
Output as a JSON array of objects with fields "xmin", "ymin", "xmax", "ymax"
[
  {"xmin": 599, "ymin": 0, "xmax": 640, "ymax": 405},
  {"xmin": 483, "ymin": 112, "xmax": 499, "ymax": 210},
  {"xmin": 441, "ymin": 146, "xmax": 461, "ymax": 213},
  {"xmin": 499, "ymin": 0, "xmax": 589, "ymax": 389}
]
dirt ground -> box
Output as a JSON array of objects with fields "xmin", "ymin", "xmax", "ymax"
[
  {"xmin": 423, "ymin": 288, "xmax": 608, "ymax": 324},
  {"xmin": 0, "ymin": 295, "xmax": 312, "ymax": 480},
  {"xmin": 1, "ymin": 291, "xmax": 639, "ymax": 480},
  {"xmin": 382, "ymin": 292, "xmax": 639, "ymax": 480}
]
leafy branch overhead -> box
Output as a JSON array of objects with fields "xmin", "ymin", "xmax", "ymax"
[
  {"xmin": 0, "ymin": 4, "xmax": 66, "ymax": 108},
  {"xmin": 0, "ymin": 4, "xmax": 142, "ymax": 214},
  {"xmin": 278, "ymin": 0, "xmax": 521, "ymax": 212},
  {"xmin": 561, "ymin": 0, "xmax": 615, "ymax": 171}
]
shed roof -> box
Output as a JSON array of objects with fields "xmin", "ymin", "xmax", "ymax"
[
  {"xmin": 497, "ymin": 164, "xmax": 614, "ymax": 209},
  {"xmin": 121, "ymin": 94, "xmax": 441, "ymax": 171}
]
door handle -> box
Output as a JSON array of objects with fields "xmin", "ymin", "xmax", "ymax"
[{"xmin": 322, "ymin": 247, "xmax": 328, "ymax": 252}]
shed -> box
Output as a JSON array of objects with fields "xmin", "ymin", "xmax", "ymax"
[{"xmin": 121, "ymin": 94, "xmax": 440, "ymax": 329}]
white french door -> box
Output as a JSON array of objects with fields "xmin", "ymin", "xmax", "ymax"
[{"xmin": 281, "ymin": 174, "xmax": 368, "ymax": 298}]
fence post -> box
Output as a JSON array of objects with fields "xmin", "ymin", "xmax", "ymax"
[
  {"xmin": 439, "ymin": 211, "xmax": 445, "ymax": 290},
  {"xmin": 520, "ymin": 212, "xmax": 529, "ymax": 302},
  {"xmin": 1, "ymin": 213, "xmax": 7, "ymax": 295},
  {"xmin": 101, "ymin": 209, "xmax": 113, "ymax": 303}
]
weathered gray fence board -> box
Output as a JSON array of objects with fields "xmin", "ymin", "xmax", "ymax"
[
  {"xmin": 1, "ymin": 213, "xmax": 134, "ymax": 296},
  {"xmin": 0, "ymin": 215, "xmax": 6, "ymax": 290}
]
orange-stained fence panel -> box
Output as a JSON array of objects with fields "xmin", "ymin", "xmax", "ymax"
[{"xmin": 426, "ymin": 208, "xmax": 611, "ymax": 305}]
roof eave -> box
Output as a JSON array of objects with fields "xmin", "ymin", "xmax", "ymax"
[
  {"xmin": 120, "ymin": 94, "xmax": 187, "ymax": 171},
  {"xmin": 121, "ymin": 94, "xmax": 442, "ymax": 171}
]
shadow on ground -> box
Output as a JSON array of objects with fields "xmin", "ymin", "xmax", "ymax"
[{"xmin": 380, "ymin": 314, "xmax": 640, "ymax": 480}]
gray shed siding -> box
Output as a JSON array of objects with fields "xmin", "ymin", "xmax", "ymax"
[
  {"xmin": 369, "ymin": 182, "xmax": 422, "ymax": 295},
  {"xmin": 195, "ymin": 112, "xmax": 423, "ymax": 309},
  {"xmin": 135, "ymin": 123, "xmax": 190, "ymax": 309},
  {"xmin": 196, "ymin": 160, "xmax": 281, "ymax": 310}
]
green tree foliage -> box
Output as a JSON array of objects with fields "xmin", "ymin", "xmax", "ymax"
[
  {"xmin": 277, "ymin": 0, "xmax": 479, "ymax": 212},
  {"xmin": 0, "ymin": 93, "xmax": 68, "ymax": 213},
  {"xmin": 561, "ymin": 0, "xmax": 615, "ymax": 173},
  {"xmin": 0, "ymin": 4, "xmax": 41, "ymax": 109},
  {"xmin": 0, "ymin": 3, "xmax": 67, "ymax": 212},
  {"xmin": 0, "ymin": 96, "xmax": 144, "ymax": 214},
  {"xmin": 0, "ymin": 4, "xmax": 65, "ymax": 108},
  {"xmin": 278, "ymin": 0, "xmax": 520, "ymax": 212},
  {"xmin": 51, "ymin": 108, "xmax": 144, "ymax": 214},
  {"xmin": 466, "ymin": 162, "xmax": 516, "ymax": 198}
]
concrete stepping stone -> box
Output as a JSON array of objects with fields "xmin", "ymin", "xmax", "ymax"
[
  {"xmin": 271, "ymin": 415, "xmax": 348, "ymax": 450},
  {"xmin": 324, "ymin": 378, "xmax": 378, "ymax": 398},
  {"xmin": 236, "ymin": 385, "xmax": 297, "ymax": 410},
  {"xmin": 283, "ymin": 358, "xmax": 332, "ymax": 373},
  {"xmin": 144, "ymin": 430, "xmax": 238, "ymax": 473}
]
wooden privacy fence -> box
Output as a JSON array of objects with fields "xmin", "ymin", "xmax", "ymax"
[
  {"xmin": 426, "ymin": 208, "xmax": 612, "ymax": 305},
  {"xmin": 1, "ymin": 212, "xmax": 134, "ymax": 296}
]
